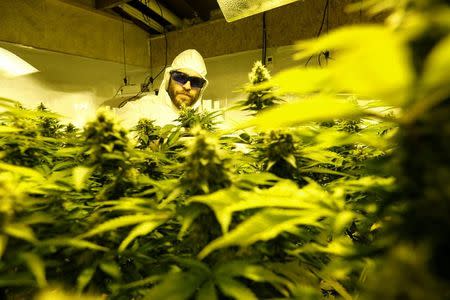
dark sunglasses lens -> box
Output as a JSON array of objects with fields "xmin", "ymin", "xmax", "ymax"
[
  {"xmin": 171, "ymin": 72, "xmax": 205, "ymax": 88},
  {"xmin": 190, "ymin": 77, "xmax": 206, "ymax": 88},
  {"xmin": 172, "ymin": 72, "xmax": 189, "ymax": 85}
]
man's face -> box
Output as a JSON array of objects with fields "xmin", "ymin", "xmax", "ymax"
[{"xmin": 167, "ymin": 68, "xmax": 205, "ymax": 109}]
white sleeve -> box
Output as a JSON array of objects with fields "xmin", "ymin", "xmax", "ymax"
[{"xmin": 116, "ymin": 101, "xmax": 143, "ymax": 129}]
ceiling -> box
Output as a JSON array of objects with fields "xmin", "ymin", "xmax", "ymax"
[{"xmin": 94, "ymin": 0, "xmax": 222, "ymax": 35}]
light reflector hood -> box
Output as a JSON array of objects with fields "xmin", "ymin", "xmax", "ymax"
[{"xmin": 217, "ymin": 0, "xmax": 299, "ymax": 22}]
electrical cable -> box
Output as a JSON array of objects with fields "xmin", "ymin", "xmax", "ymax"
[
  {"xmin": 304, "ymin": 0, "xmax": 330, "ymax": 67},
  {"xmin": 111, "ymin": 17, "xmax": 129, "ymax": 106},
  {"xmin": 119, "ymin": 0, "xmax": 168, "ymax": 108},
  {"xmin": 320, "ymin": 0, "xmax": 331, "ymax": 66},
  {"xmin": 141, "ymin": 0, "xmax": 167, "ymax": 93},
  {"xmin": 152, "ymin": 0, "xmax": 168, "ymax": 80},
  {"xmin": 262, "ymin": 12, "xmax": 267, "ymax": 65},
  {"xmin": 122, "ymin": 17, "xmax": 128, "ymax": 85}
]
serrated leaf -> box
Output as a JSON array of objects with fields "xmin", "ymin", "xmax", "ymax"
[
  {"xmin": 158, "ymin": 187, "xmax": 183, "ymax": 208},
  {"xmin": 144, "ymin": 271, "xmax": 206, "ymax": 300},
  {"xmin": 119, "ymin": 220, "xmax": 166, "ymax": 252},
  {"xmin": 102, "ymin": 153, "xmax": 126, "ymax": 160},
  {"xmin": 172, "ymin": 257, "xmax": 211, "ymax": 275},
  {"xmin": 0, "ymin": 162, "xmax": 45, "ymax": 181},
  {"xmin": 42, "ymin": 238, "xmax": 108, "ymax": 251},
  {"xmin": 234, "ymin": 95, "xmax": 363, "ymax": 131},
  {"xmin": 216, "ymin": 277, "xmax": 257, "ymax": 300},
  {"xmin": 55, "ymin": 147, "xmax": 84, "ymax": 157},
  {"xmin": 299, "ymin": 167, "xmax": 351, "ymax": 177},
  {"xmin": 52, "ymin": 161, "xmax": 77, "ymax": 172},
  {"xmin": 79, "ymin": 214, "xmax": 168, "ymax": 239},
  {"xmin": 0, "ymin": 125, "xmax": 22, "ymax": 133},
  {"xmin": 120, "ymin": 275, "xmax": 162, "ymax": 290},
  {"xmin": 301, "ymin": 149, "xmax": 343, "ymax": 165},
  {"xmin": 20, "ymin": 213, "xmax": 54, "ymax": 225},
  {"xmin": 189, "ymin": 180, "xmax": 329, "ymax": 233},
  {"xmin": 21, "ymin": 252, "xmax": 47, "ymax": 288},
  {"xmin": 333, "ymin": 211, "xmax": 355, "ymax": 234},
  {"xmin": 36, "ymin": 288, "xmax": 104, "ymax": 300},
  {"xmin": 0, "ymin": 234, "xmax": 8, "ymax": 258},
  {"xmin": 290, "ymin": 237, "xmax": 356, "ymax": 257},
  {"xmin": 215, "ymin": 261, "xmax": 289, "ymax": 285},
  {"xmin": 99, "ymin": 261, "xmax": 121, "ymax": 280},
  {"xmin": 321, "ymin": 279, "xmax": 353, "ymax": 300},
  {"xmin": 196, "ymin": 281, "xmax": 217, "ymax": 300},
  {"xmin": 234, "ymin": 172, "xmax": 279, "ymax": 188},
  {"xmin": 283, "ymin": 154, "xmax": 297, "ymax": 168},
  {"xmin": 257, "ymin": 67, "xmax": 330, "ymax": 95},
  {"xmin": 198, "ymin": 208, "xmax": 328, "ymax": 259},
  {"xmin": 0, "ymin": 273, "xmax": 35, "ymax": 287},
  {"xmin": 330, "ymin": 176, "xmax": 395, "ymax": 193},
  {"xmin": 422, "ymin": 34, "xmax": 450, "ymax": 95},
  {"xmin": 215, "ymin": 261, "xmax": 291, "ymax": 295},
  {"xmin": 77, "ymin": 266, "xmax": 96, "ymax": 292},
  {"xmin": 4, "ymin": 223, "xmax": 37, "ymax": 243},
  {"xmin": 268, "ymin": 261, "xmax": 318, "ymax": 287},
  {"xmin": 178, "ymin": 205, "xmax": 206, "ymax": 240},
  {"xmin": 72, "ymin": 166, "xmax": 93, "ymax": 191},
  {"xmin": 404, "ymin": 34, "xmax": 450, "ymax": 123}
]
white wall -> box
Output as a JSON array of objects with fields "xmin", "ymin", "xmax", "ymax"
[
  {"xmin": 0, "ymin": 41, "xmax": 318, "ymax": 127},
  {"xmin": 0, "ymin": 41, "xmax": 148, "ymax": 127}
]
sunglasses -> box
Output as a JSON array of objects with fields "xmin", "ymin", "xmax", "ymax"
[{"xmin": 170, "ymin": 71, "xmax": 206, "ymax": 89}]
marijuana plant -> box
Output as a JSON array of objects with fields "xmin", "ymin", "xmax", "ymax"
[
  {"xmin": 0, "ymin": 0, "xmax": 448, "ymax": 298},
  {"xmin": 241, "ymin": 61, "xmax": 281, "ymax": 112},
  {"xmin": 175, "ymin": 107, "xmax": 220, "ymax": 131}
]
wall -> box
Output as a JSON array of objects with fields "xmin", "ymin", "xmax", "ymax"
[
  {"xmin": 148, "ymin": 0, "xmax": 381, "ymax": 67},
  {"xmin": 0, "ymin": 41, "xmax": 148, "ymax": 127},
  {"xmin": 0, "ymin": 0, "xmax": 384, "ymax": 126},
  {"xmin": 0, "ymin": 0, "xmax": 150, "ymax": 66},
  {"xmin": 145, "ymin": 0, "xmax": 384, "ymax": 124}
]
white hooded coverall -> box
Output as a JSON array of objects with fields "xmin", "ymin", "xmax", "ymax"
[{"xmin": 118, "ymin": 49, "xmax": 208, "ymax": 128}]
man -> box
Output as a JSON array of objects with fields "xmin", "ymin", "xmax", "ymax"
[{"xmin": 118, "ymin": 49, "xmax": 208, "ymax": 128}]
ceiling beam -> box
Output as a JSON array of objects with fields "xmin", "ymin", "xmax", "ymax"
[
  {"xmin": 131, "ymin": 0, "xmax": 183, "ymax": 28},
  {"xmin": 111, "ymin": 6, "xmax": 161, "ymax": 34},
  {"xmin": 162, "ymin": 0, "xmax": 197, "ymax": 19},
  {"xmin": 95, "ymin": 0, "xmax": 133, "ymax": 10}
]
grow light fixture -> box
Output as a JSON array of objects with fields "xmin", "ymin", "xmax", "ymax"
[
  {"xmin": 217, "ymin": 0, "xmax": 300, "ymax": 22},
  {"xmin": 0, "ymin": 47, "xmax": 39, "ymax": 78}
]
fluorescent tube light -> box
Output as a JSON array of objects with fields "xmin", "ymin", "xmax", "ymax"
[{"xmin": 0, "ymin": 47, "xmax": 39, "ymax": 78}]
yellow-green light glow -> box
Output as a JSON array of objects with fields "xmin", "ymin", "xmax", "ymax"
[{"xmin": 0, "ymin": 47, "xmax": 39, "ymax": 78}]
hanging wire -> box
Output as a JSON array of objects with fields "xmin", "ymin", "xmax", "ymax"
[
  {"xmin": 152, "ymin": 0, "xmax": 168, "ymax": 79},
  {"xmin": 304, "ymin": 0, "xmax": 330, "ymax": 67},
  {"xmin": 262, "ymin": 12, "xmax": 267, "ymax": 65},
  {"xmin": 112, "ymin": 17, "xmax": 129, "ymax": 100},
  {"xmin": 119, "ymin": 0, "xmax": 168, "ymax": 108},
  {"xmin": 141, "ymin": 0, "xmax": 168, "ymax": 92},
  {"xmin": 122, "ymin": 17, "xmax": 128, "ymax": 85},
  {"xmin": 318, "ymin": 0, "xmax": 331, "ymax": 67}
]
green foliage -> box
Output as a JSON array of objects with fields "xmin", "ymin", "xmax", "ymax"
[
  {"xmin": 133, "ymin": 118, "xmax": 161, "ymax": 150},
  {"xmin": 180, "ymin": 128, "xmax": 232, "ymax": 195},
  {"xmin": 1, "ymin": 0, "xmax": 449, "ymax": 298},
  {"xmin": 239, "ymin": 61, "xmax": 282, "ymax": 112},
  {"xmin": 176, "ymin": 107, "xmax": 221, "ymax": 131}
]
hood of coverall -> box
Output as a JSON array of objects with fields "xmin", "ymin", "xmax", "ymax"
[{"xmin": 158, "ymin": 49, "xmax": 209, "ymax": 110}]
